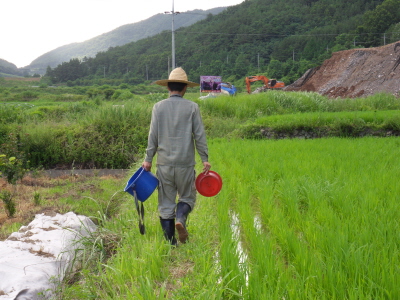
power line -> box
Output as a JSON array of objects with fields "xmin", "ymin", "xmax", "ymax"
[{"xmin": 174, "ymin": 30, "xmax": 400, "ymax": 38}]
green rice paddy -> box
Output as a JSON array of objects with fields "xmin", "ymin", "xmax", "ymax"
[{"xmin": 62, "ymin": 137, "xmax": 399, "ymax": 299}]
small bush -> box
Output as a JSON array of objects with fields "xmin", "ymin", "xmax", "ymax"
[
  {"xmin": 0, "ymin": 190, "xmax": 16, "ymax": 217},
  {"xmin": 33, "ymin": 191, "xmax": 41, "ymax": 206},
  {"xmin": 18, "ymin": 90, "xmax": 39, "ymax": 101},
  {"xmin": 0, "ymin": 154, "xmax": 27, "ymax": 185}
]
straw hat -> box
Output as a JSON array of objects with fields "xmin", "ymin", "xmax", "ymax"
[{"xmin": 154, "ymin": 67, "xmax": 200, "ymax": 87}]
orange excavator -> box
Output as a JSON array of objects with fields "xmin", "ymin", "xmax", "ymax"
[{"xmin": 245, "ymin": 76, "xmax": 285, "ymax": 94}]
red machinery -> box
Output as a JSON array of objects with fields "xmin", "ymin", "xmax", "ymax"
[{"xmin": 245, "ymin": 76, "xmax": 285, "ymax": 94}]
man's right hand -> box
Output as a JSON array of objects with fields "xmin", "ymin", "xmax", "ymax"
[{"xmin": 142, "ymin": 161, "xmax": 152, "ymax": 172}]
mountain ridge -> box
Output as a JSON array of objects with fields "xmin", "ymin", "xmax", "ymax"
[
  {"xmin": 26, "ymin": 7, "xmax": 226, "ymax": 75},
  {"xmin": 0, "ymin": 58, "xmax": 23, "ymax": 77}
]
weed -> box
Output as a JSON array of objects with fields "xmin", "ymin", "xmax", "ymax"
[
  {"xmin": 33, "ymin": 191, "xmax": 41, "ymax": 206},
  {"xmin": 0, "ymin": 190, "xmax": 16, "ymax": 217}
]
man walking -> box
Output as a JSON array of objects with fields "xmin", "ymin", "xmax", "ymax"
[{"xmin": 142, "ymin": 67, "xmax": 211, "ymax": 245}]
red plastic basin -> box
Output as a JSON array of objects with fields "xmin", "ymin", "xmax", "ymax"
[{"xmin": 195, "ymin": 170, "xmax": 223, "ymax": 197}]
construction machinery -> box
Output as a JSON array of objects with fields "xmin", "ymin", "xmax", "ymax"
[{"xmin": 245, "ymin": 76, "xmax": 285, "ymax": 94}]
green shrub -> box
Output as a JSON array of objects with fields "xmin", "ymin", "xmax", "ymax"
[
  {"xmin": 111, "ymin": 90, "xmax": 122, "ymax": 100},
  {"xmin": 0, "ymin": 104, "xmax": 26, "ymax": 124},
  {"xmin": 86, "ymin": 88, "xmax": 101, "ymax": 98},
  {"xmin": 18, "ymin": 90, "xmax": 39, "ymax": 101},
  {"xmin": 0, "ymin": 190, "xmax": 16, "ymax": 217},
  {"xmin": 33, "ymin": 191, "xmax": 41, "ymax": 206},
  {"xmin": 0, "ymin": 154, "xmax": 27, "ymax": 185},
  {"xmin": 103, "ymin": 88, "xmax": 115, "ymax": 100}
]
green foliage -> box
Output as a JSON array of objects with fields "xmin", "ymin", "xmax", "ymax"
[
  {"xmin": 238, "ymin": 110, "xmax": 400, "ymax": 138},
  {"xmin": 111, "ymin": 89, "xmax": 134, "ymax": 100},
  {"xmin": 0, "ymin": 154, "xmax": 27, "ymax": 185},
  {"xmin": 102, "ymin": 88, "xmax": 115, "ymax": 100},
  {"xmin": 0, "ymin": 103, "xmax": 33, "ymax": 124},
  {"xmin": 86, "ymin": 87, "xmax": 101, "ymax": 98},
  {"xmin": 386, "ymin": 22, "xmax": 400, "ymax": 43},
  {"xmin": 33, "ymin": 191, "xmax": 41, "ymax": 206},
  {"xmin": 16, "ymin": 100, "xmax": 152, "ymax": 169},
  {"xmin": 46, "ymin": 58, "xmax": 88, "ymax": 83},
  {"xmin": 16, "ymin": 90, "xmax": 39, "ymax": 101},
  {"xmin": 356, "ymin": 0, "xmax": 400, "ymax": 46},
  {"xmin": 0, "ymin": 190, "xmax": 16, "ymax": 217}
]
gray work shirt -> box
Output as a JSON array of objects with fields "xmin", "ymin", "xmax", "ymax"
[{"xmin": 144, "ymin": 95, "xmax": 208, "ymax": 166}]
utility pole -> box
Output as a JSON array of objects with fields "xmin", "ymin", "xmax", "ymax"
[
  {"xmin": 165, "ymin": 0, "xmax": 180, "ymax": 69},
  {"xmin": 171, "ymin": 0, "xmax": 176, "ymax": 69}
]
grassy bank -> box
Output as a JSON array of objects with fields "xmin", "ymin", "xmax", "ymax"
[{"xmin": 1, "ymin": 87, "xmax": 400, "ymax": 169}]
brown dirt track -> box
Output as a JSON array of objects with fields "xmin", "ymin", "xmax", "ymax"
[
  {"xmin": 4, "ymin": 77, "xmax": 40, "ymax": 81},
  {"xmin": 285, "ymin": 41, "xmax": 400, "ymax": 98}
]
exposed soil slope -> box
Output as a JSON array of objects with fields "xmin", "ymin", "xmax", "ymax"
[{"xmin": 285, "ymin": 41, "xmax": 400, "ymax": 98}]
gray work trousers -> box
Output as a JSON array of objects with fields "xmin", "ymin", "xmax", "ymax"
[{"xmin": 156, "ymin": 165, "xmax": 196, "ymax": 219}]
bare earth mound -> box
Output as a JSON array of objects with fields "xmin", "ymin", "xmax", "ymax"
[{"xmin": 285, "ymin": 41, "xmax": 400, "ymax": 98}]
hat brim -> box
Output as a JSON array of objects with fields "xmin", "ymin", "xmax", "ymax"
[{"xmin": 154, "ymin": 79, "xmax": 200, "ymax": 87}]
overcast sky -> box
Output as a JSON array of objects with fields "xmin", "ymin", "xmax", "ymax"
[{"xmin": 1, "ymin": 0, "xmax": 244, "ymax": 68}]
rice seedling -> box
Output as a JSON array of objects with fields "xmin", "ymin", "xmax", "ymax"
[{"xmin": 208, "ymin": 137, "xmax": 400, "ymax": 299}]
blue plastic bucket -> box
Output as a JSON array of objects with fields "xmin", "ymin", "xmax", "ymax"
[{"xmin": 124, "ymin": 167, "xmax": 159, "ymax": 202}]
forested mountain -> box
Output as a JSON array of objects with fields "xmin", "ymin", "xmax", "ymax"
[
  {"xmin": 45, "ymin": 0, "xmax": 400, "ymax": 87},
  {"xmin": 27, "ymin": 7, "xmax": 225, "ymax": 75},
  {"xmin": 0, "ymin": 59, "xmax": 23, "ymax": 77}
]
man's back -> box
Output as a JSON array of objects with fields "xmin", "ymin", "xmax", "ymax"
[{"xmin": 147, "ymin": 95, "xmax": 207, "ymax": 167}]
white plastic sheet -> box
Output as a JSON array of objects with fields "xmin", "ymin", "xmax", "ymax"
[{"xmin": 0, "ymin": 212, "xmax": 96, "ymax": 299}]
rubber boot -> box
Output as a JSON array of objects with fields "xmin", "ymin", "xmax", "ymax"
[
  {"xmin": 160, "ymin": 218, "xmax": 177, "ymax": 246},
  {"xmin": 175, "ymin": 202, "xmax": 191, "ymax": 244}
]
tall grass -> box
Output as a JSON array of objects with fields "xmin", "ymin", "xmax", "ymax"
[
  {"xmin": 3, "ymin": 101, "xmax": 153, "ymax": 169},
  {"xmin": 2, "ymin": 90, "xmax": 400, "ymax": 168},
  {"xmin": 197, "ymin": 91, "xmax": 400, "ymax": 119},
  {"xmin": 251, "ymin": 110, "xmax": 400, "ymax": 132}
]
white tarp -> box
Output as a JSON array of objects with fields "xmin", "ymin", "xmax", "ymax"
[{"xmin": 0, "ymin": 212, "xmax": 96, "ymax": 299}]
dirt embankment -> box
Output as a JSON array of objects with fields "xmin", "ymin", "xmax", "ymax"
[{"xmin": 285, "ymin": 41, "xmax": 400, "ymax": 98}]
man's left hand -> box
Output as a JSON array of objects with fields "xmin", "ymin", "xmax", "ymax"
[{"xmin": 202, "ymin": 161, "xmax": 211, "ymax": 173}]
